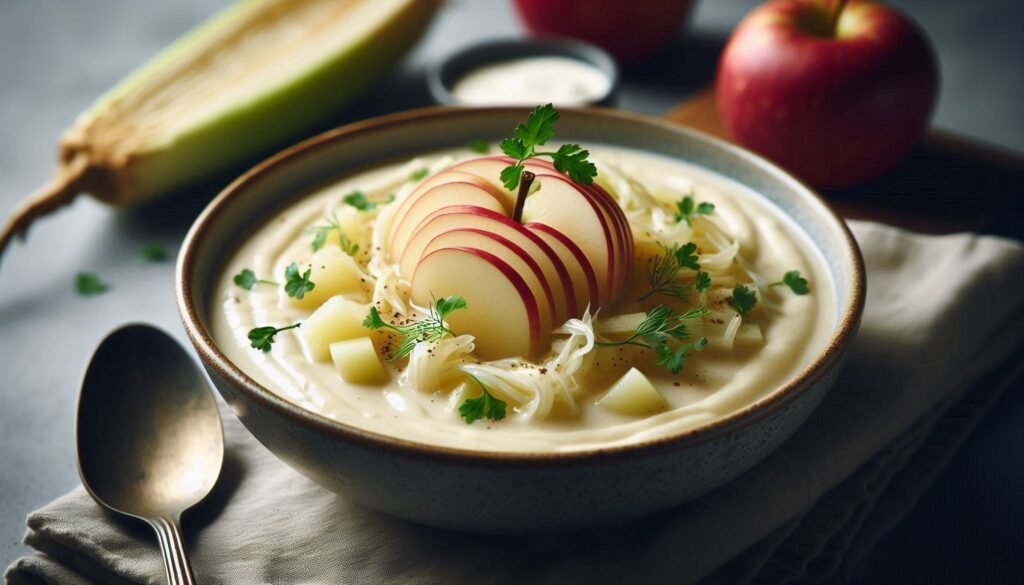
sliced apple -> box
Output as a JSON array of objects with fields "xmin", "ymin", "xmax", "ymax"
[
  {"xmin": 282, "ymin": 245, "xmax": 364, "ymax": 310},
  {"xmin": 419, "ymin": 228, "xmax": 557, "ymax": 334},
  {"xmin": 526, "ymin": 222, "xmax": 600, "ymax": 315},
  {"xmin": 411, "ymin": 247, "xmax": 542, "ymax": 359},
  {"xmin": 447, "ymin": 156, "xmax": 517, "ymax": 194},
  {"xmin": 385, "ymin": 181, "xmax": 506, "ymax": 265},
  {"xmin": 524, "ymin": 159, "xmax": 634, "ymax": 300},
  {"xmin": 384, "ymin": 170, "xmax": 510, "ymax": 244},
  {"xmin": 400, "ymin": 205, "xmax": 577, "ymax": 320},
  {"xmin": 597, "ymin": 367, "xmax": 668, "ymax": 416},
  {"xmin": 521, "ymin": 173, "xmax": 620, "ymax": 303},
  {"xmin": 330, "ymin": 337, "xmax": 389, "ymax": 385}
]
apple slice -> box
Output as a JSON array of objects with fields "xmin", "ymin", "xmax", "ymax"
[
  {"xmin": 526, "ymin": 222, "xmax": 600, "ymax": 314},
  {"xmin": 419, "ymin": 228, "xmax": 557, "ymax": 334},
  {"xmin": 447, "ymin": 156, "xmax": 517, "ymax": 194},
  {"xmin": 385, "ymin": 181, "xmax": 505, "ymax": 266},
  {"xmin": 521, "ymin": 173, "xmax": 620, "ymax": 303},
  {"xmin": 532, "ymin": 172, "xmax": 632, "ymax": 301},
  {"xmin": 411, "ymin": 247, "xmax": 542, "ymax": 359},
  {"xmin": 400, "ymin": 205, "xmax": 577, "ymax": 320},
  {"xmin": 384, "ymin": 171, "xmax": 507, "ymax": 248}
]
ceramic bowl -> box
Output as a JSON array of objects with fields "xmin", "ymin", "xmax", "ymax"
[{"xmin": 176, "ymin": 107, "xmax": 865, "ymax": 534}]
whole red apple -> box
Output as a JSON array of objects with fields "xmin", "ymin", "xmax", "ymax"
[
  {"xmin": 513, "ymin": 0, "xmax": 693, "ymax": 63},
  {"xmin": 716, "ymin": 0, "xmax": 938, "ymax": 189}
]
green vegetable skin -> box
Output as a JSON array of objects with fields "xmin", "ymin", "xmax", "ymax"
[{"xmin": 0, "ymin": 0, "xmax": 442, "ymax": 257}]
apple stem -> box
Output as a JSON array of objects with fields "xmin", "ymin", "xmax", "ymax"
[
  {"xmin": 512, "ymin": 170, "xmax": 535, "ymax": 223},
  {"xmin": 831, "ymin": 0, "xmax": 850, "ymax": 35}
]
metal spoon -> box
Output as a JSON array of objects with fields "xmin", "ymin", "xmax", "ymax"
[{"xmin": 76, "ymin": 324, "xmax": 224, "ymax": 585}]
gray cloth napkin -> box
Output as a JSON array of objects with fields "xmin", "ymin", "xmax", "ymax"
[{"xmin": 6, "ymin": 221, "xmax": 1024, "ymax": 585}]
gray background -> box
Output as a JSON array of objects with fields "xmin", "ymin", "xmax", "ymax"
[{"xmin": 2, "ymin": 0, "xmax": 1022, "ymax": 582}]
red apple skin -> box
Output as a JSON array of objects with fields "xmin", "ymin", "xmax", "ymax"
[
  {"xmin": 716, "ymin": 0, "xmax": 939, "ymax": 189},
  {"xmin": 513, "ymin": 0, "xmax": 693, "ymax": 63}
]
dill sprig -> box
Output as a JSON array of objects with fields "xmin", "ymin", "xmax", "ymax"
[
  {"xmin": 596, "ymin": 304, "xmax": 709, "ymax": 374},
  {"xmin": 362, "ymin": 295, "xmax": 467, "ymax": 361},
  {"xmin": 640, "ymin": 242, "xmax": 710, "ymax": 302}
]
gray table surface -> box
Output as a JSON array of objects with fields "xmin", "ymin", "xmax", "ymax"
[{"xmin": 2, "ymin": 1, "xmax": 1022, "ymax": 582}]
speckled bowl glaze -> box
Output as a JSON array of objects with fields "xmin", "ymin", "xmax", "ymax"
[{"xmin": 176, "ymin": 107, "xmax": 865, "ymax": 534}]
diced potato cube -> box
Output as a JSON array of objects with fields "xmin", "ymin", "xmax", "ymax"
[
  {"xmin": 734, "ymin": 322, "xmax": 763, "ymax": 346},
  {"xmin": 597, "ymin": 368, "xmax": 667, "ymax": 416},
  {"xmin": 335, "ymin": 205, "xmax": 372, "ymax": 242},
  {"xmin": 330, "ymin": 337, "xmax": 389, "ymax": 385},
  {"xmin": 302, "ymin": 296, "xmax": 371, "ymax": 362},
  {"xmin": 284, "ymin": 246, "xmax": 364, "ymax": 310}
]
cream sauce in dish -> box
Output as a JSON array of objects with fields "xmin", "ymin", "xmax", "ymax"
[
  {"xmin": 211, "ymin": 146, "xmax": 835, "ymax": 452},
  {"xmin": 450, "ymin": 56, "xmax": 611, "ymax": 106}
]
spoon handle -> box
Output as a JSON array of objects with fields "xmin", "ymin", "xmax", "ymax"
[{"xmin": 148, "ymin": 516, "xmax": 197, "ymax": 585}]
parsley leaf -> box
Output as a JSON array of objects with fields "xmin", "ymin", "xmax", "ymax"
[
  {"xmin": 234, "ymin": 269, "xmax": 258, "ymax": 290},
  {"xmin": 654, "ymin": 336, "xmax": 709, "ymax": 374},
  {"xmin": 283, "ymin": 262, "xmax": 315, "ymax": 300},
  {"xmin": 595, "ymin": 304, "xmax": 708, "ymax": 374},
  {"xmin": 731, "ymin": 285, "xmax": 758, "ymax": 316},
  {"xmin": 75, "ymin": 272, "xmax": 108, "ymax": 296},
  {"xmin": 139, "ymin": 243, "xmax": 168, "ymax": 262},
  {"xmin": 467, "ymin": 139, "xmax": 490, "ymax": 154},
  {"xmin": 674, "ymin": 196, "xmax": 715, "ymax": 226},
  {"xmin": 551, "ymin": 143, "xmax": 597, "ymax": 185},
  {"xmin": 409, "ymin": 168, "xmax": 429, "ymax": 182},
  {"xmin": 769, "ymin": 270, "xmax": 810, "ymax": 295},
  {"xmin": 640, "ymin": 242, "xmax": 704, "ymax": 302},
  {"xmin": 248, "ymin": 323, "xmax": 300, "ymax": 352},
  {"xmin": 458, "ymin": 374, "xmax": 507, "ymax": 423},
  {"xmin": 233, "ymin": 268, "xmax": 277, "ymax": 291},
  {"xmin": 499, "ymin": 104, "xmax": 597, "ymax": 190},
  {"xmin": 342, "ymin": 191, "xmax": 375, "ymax": 211},
  {"xmin": 363, "ymin": 295, "xmax": 467, "ymax": 360},
  {"xmin": 695, "ymin": 271, "xmax": 712, "ymax": 293},
  {"xmin": 308, "ymin": 212, "xmax": 359, "ymax": 255}
]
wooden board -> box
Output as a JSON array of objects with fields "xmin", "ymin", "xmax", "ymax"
[{"xmin": 664, "ymin": 89, "xmax": 1024, "ymax": 238}]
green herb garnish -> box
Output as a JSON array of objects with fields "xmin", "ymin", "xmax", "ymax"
[
  {"xmin": 595, "ymin": 304, "xmax": 709, "ymax": 374},
  {"xmin": 363, "ymin": 295, "xmax": 467, "ymax": 360},
  {"xmin": 731, "ymin": 285, "xmax": 758, "ymax": 316},
  {"xmin": 409, "ymin": 168, "xmax": 429, "ymax": 182},
  {"xmin": 467, "ymin": 139, "xmax": 490, "ymax": 154},
  {"xmin": 283, "ymin": 262, "xmax": 315, "ymax": 300},
  {"xmin": 640, "ymin": 242, "xmax": 705, "ymax": 302},
  {"xmin": 459, "ymin": 374, "xmax": 507, "ymax": 424},
  {"xmin": 75, "ymin": 272, "xmax": 108, "ymax": 297},
  {"xmin": 674, "ymin": 196, "xmax": 715, "ymax": 226},
  {"xmin": 139, "ymin": 243, "xmax": 168, "ymax": 262},
  {"xmin": 233, "ymin": 268, "xmax": 277, "ymax": 291},
  {"xmin": 769, "ymin": 270, "xmax": 809, "ymax": 295},
  {"xmin": 499, "ymin": 103, "xmax": 597, "ymax": 191},
  {"xmin": 247, "ymin": 323, "xmax": 301, "ymax": 352},
  {"xmin": 309, "ymin": 212, "xmax": 359, "ymax": 255},
  {"xmin": 342, "ymin": 191, "xmax": 373, "ymax": 211}
]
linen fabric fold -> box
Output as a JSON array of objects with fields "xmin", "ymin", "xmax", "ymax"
[{"xmin": 7, "ymin": 221, "xmax": 1024, "ymax": 585}]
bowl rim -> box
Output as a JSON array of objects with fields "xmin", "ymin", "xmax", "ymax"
[{"xmin": 176, "ymin": 106, "xmax": 865, "ymax": 468}]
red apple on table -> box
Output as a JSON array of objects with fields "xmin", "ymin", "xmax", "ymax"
[
  {"xmin": 386, "ymin": 156, "xmax": 632, "ymax": 359},
  {"xmin": 513, "ymin": 0, "xmax": 694, "ymax": 63},
  {"xmin": 716, "ymin": 0, "xmax": 939, "ymax": 189}
]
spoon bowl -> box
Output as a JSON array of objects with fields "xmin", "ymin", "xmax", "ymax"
[{"xmin": 77, "ymin": 323, "xmax": 224, "ymax": 584}]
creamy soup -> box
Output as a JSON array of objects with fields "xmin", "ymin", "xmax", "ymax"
[{"xmin": 212, "ymin": 145, "xmax": 835, "ymax": 452}]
